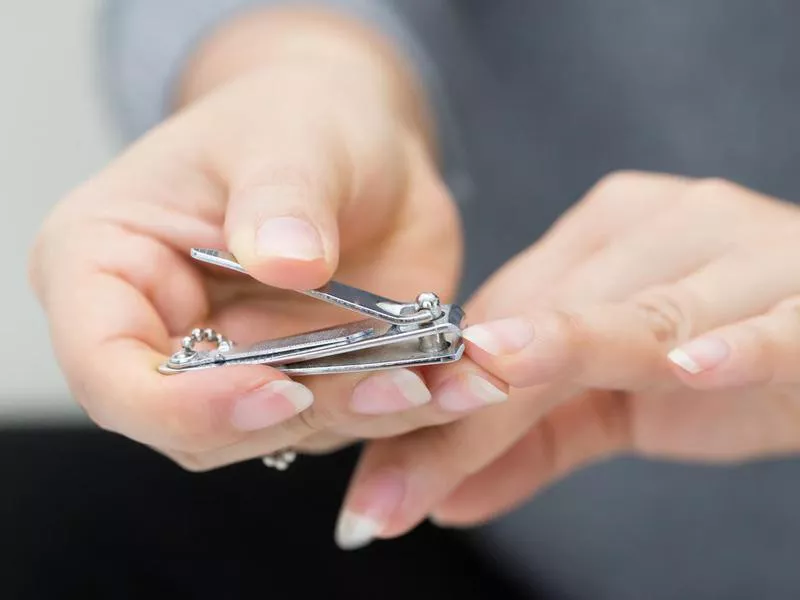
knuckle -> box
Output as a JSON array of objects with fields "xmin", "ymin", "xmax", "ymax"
[
  {"xmin": 27, "ymin": 208, "xmax": 73, "ymax": 301},
  {"xmin": 27, "ymin": 189, "xmax": 101, "ymax": 306},
  {"xmin": 674, "ymin": 177, "xmax": 789, "ymax": 243},
  {"xmin": 234, "ymin": 161, "xmax": 322, "ymax": 202},
  {"xmin": 67, "ymin": 377, "xmax": 119, "ymax": 435},
  {"xmin": 293, "ymin": 402, "xmax": 334, "ymax": 434},
  {"xmin": 531, "ymin": 309, "xmax": 591, "ymax": 376},
  {"xmin": 496, "ymin": 308, "xmax": 587, "ymax": 386},
  {"xmin": 683, "ymin": 177, "xmax": 750, "ymax": 213},
  {"xmin": 628, "ymin": 286, "xmax": 696, "ymax": 344},
  {"xmin": 690, "ymin": 177, "xmax": 739, "ymax": 199},
  {"xmin": 586, "ymin": 170, "xmax": 652, "ymax": 205}
]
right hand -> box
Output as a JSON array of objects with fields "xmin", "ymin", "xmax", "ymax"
[{"xmin": 28, "ymin": 9, "xmax": 496, "ymax": 471}]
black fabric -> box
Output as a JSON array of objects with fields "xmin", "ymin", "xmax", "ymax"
[{"xmin": 0, "ymin": 427, "xmax": 532, "ymax": 600}]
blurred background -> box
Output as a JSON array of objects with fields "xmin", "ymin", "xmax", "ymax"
[{"xmin": 0, "ymin": 0, "xmax": 114, "ymax": 424}]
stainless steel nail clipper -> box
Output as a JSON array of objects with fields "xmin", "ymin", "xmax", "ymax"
[{"xmin": 159, "ymin": 249, "xmax": 465, "ymax": 376}]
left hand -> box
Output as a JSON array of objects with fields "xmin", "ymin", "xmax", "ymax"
[{"xmin": 333, "ymin": 171, "xmax": 800, "ymax": 549}]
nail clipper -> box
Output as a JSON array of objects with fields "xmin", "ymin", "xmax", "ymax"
[{"xmin": 159, "ymin": 249, "xmax": 465, "ymax": 376}]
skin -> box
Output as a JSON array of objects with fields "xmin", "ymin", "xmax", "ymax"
[
  {"xmin": 341, "ymin": 172, "xmax": 800, "ymax": 548},
  {"xmin": 28, "ymin": 7, "xmax": 505, "ymax": 476},
  {"xmin": 29, "ymin": 8, "xmax": 800, "ymax": 550}
]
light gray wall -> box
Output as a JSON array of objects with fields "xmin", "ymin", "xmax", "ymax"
[{"xmin": 0, "ymin": 1, "xmax": 115, "ymax": 423}]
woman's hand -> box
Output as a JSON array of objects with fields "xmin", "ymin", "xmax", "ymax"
[
  {"xmin": 336, "ymin": 171, "xmax": 800, "ymax": 549},
  {"xmin": 27, "ymin": 8, "xmax": 492, "ymax": 471}
]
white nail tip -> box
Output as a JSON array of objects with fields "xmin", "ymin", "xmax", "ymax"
[
  {"xmin": 462, "ymin": 326, "xmax": 502, "ymax": 355},
  {"xmin": 467, "ymin": 375, "xmax": 508, "ymax": 404},
  {"xmin": 390, "ymin": 370, "xmax": 432, "ymax": 406},
  {"xmin": 427, "ymin": 514, "xmax": 449, "ymax": 528},
  {"xmin": 268, "ymin": 380, "xmax": 314, "ymax": 412},
  {"xmin": 334, "ymin": 511, "xmax": 381, "ymax": 551},
  {"xmin": 667, "ymin": 348, "xmax": 703, "ymax": 374}
]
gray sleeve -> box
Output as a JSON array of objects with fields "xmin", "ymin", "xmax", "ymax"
[{"xmin": 98, "ymin": 0, "xmax": 471, "ymax": 203}]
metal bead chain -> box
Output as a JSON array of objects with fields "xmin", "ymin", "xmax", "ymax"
[
  {"xmin": 174, "ymin": 328, "xmax": 296, "ymax": 470},
  {"xmin": 181, "ymin": 328, "xmax": 230, "ymax": 353},
  {"xmin": 262, "ymin": 449, "xmax": 297, "ymax": 471},
  {"xmin": 168, "ymin": 327, "xmax": 232, "ymax": 366}
]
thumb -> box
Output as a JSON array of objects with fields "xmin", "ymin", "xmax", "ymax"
[
  {"xmin": 203, "ymin": 76, "xmax": 410, "ymax": 291},
  {"xmin": 224, "ymin": 142, "xmax": 344, "ymax": 290}
]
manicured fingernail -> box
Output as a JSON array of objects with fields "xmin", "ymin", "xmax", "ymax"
[
  {"xmin": 428, "ymin": 514, "xmax": 465, "ymax": 529},
  {"xmin": 350, "ymin": 369, "xmax": 431, "ymax": 415},
  {"xmin": 335, "ymin": 512, "xmax": 382, "ymax": 551},
  {"xmin": 436, "ymin": 374, "xmax": 508, "ymax": 412},
  {"xmin": 256, "ymin": 216, "xmax": 324, "ymax": 261},
  {"xmin": 335, "ymin": 470, "xmax": 405, "ymax": 550},
  {"xmin": 668, "ymin": 336, "xmax": 730, "ymax": 374},
  {"xmin": 231, "ymin": 380, "xmax": 314, "ymax": 431},
  {"xmin": 428, "ymin": 513, "xmax": 449, "ymax": 527},
  {"xmin": 463, "ymin": 318, "xmax": 535, "ymax": 355}
]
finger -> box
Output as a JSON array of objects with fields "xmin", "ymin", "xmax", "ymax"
[
  {"xmin": 331, "ymin": 362, "xmax": 507, "ymax": 440},
  {"xmin": 461, "ymin": 233, "xmax": 800, "ymax": 391},
  {"xmin": 419, "ymin": 174, "xmax": 691, "ymax": 412},
  {"xmin": 169, "ymin": 360, "xmax": 499, "ymax": 473},
  {"xmin": 430, "ymin": 392, "xmax": 630, "ymax": 527},
  {"xmin": 355, "ymin": 236, "xmax": 800, "ymax": 533},
  {"xmin": 171, "ymin": 147, "xmax": 463, "ymax": 467},
  {"xmin": 667, "ymin": 298, "xmax": 800, "ymax": 388},
  {"xmin": 160, "ymin": 366, "xmax": 435, "ymax": 471},
  {"xmin": 33, "ymin": 215, "xmax": 313, "ymax": 452},
  {"xmin": 426, "ymin": 383, "xmax": 800, "ymax": 529},
  {"xmin": 554, "ymin": 179, "xmax": 779, "ymax": 303},
  {"xmin": 460, "ymin": 307, "xmax": 672, "ymax": 392},
  {"xmin": 331, "ymin": 381, "xmax": 580, "ymax": 550},
  {"xmin": 196, "ymin": 71, "xmax": 409, "ymax": 290},
  {"xmin": 52, "ymin": 273, "xmax": 312, "ymax": 452},
  {"xmin": 467, "ymin": 171, "xmax": 689, "ymax": 317}
]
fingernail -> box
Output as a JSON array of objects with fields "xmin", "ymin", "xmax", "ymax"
[
  {"xmin": 668, "ymin": 336, "xmax": 730, "ymax": 374},
  {"xmin": 350, "ymin": 369, "xmax": 431, "ymax": 415},
  {"xmin": 255, "ymin": 216, "xmax": 325, "ymax": 261},
  {"xmin": 436, "ymin": 374, "xmax": 508, "ymax": 412},
  {"xmin": 428, "ymin": 514, "xmax": 465, "ymax": 529},
  {"xmin": 335, "ymin": 470, "xmax": 405, "ymax": 551},
  {"xmin": 335, "ymin": 512, "xmax": 382, "ymax": 551},
  {"xmin": 463, "ymin": 318, "xmax": 535, "ymax": 355},
  {"xmin": 428, "ymin": 513, "xmax": 449, "ymax": 528},
  {"xmin": 231, "ymin": 380, "xmax": 314, "ymax": 431}
]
